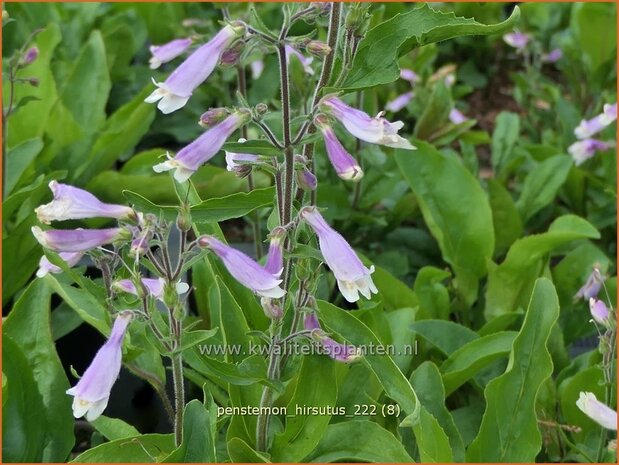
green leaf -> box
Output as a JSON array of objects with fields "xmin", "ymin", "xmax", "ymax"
[
  {"xmin": 372, "ymin": 265, "xmax": 418, "ymax": 311},
  {"xmin": 223, "ymin": 139, "xmax": 281, "ymax": 156},
  {"xmin": 163, "ymin": 400, "xmax": 216, "ymax": 462},
  {"xmin": 487, "ymin": 178, "xmax": 523, "ymax": 254},
  {"xmin": 558, "ymin": 366, "xmax": 605, "ymax": 443},
  {"xmin": 572, "ymin": 3, "xmax": 617, "ymax": 72},
  {"xmin": 396, "ymin": 141, "xmax": 494, "ymax": 306},
  {"xmin": 467, "ymin": 278, "xmax": 560, "ymax": 462},
  {"xmin": 340, "ymin": 4, "xmax": 520, "ymax": 92},
  {"xmin": 411, "ymin": 407, "xmax": 453, "ymax": 462},
  {"xmin": 413, "ymin": 266, "xmax": 451, "ymax": 320},
  {"xmin": 413, "ymin": 81, "xmax": 452, "ymax": 140},
  {"xmin": 227, "ymin": 437, "xmax": 270, "ymax": 463},
  {"xmin": 52, "ymin": 29, "xmax": 111, "ymax": 174},
  {"xmin": 3, "ymin": 279, "xmax": 74, "ymax": 461},
  {"xmin": 491, "ymin": 111, "xmax": 520, "ymax": 174},
  {"xmin": 46, "ymin": 275, "xmax": 109, "ymax": 334},
  {"xmin": 2, "ymin": 335, "xmax": 47, "ymax": 462},
  {"xmin": 91, "ymin": 416, "xmax": 140, "ymax": 441},
  {"xmin": 411, "ymin": 320, "xmax": 478, "ymax": 357},
  {"xmin": 5, "ymin": 137, "xmax": 44, "ymax": 196},
  {"xmin": 306, "ymin": 421, "xmax": 413, "ymax": 462},
  {"xmin": 410, "ymin": 362, "xmax": 464, "ymax": 461},
  {"xmin": 71, "ymin": 434, "xmax": 175, "ymax": 463},
  {"xmin": 272, "ymin": 355, "xmax": 337, "ymax": 462},
  {"xmin": 516, "ymin": 155, "xmax": 572, "ymax": 222},
  {"xmin": 317, "ymin": 301, "xmax": 419, "ymax": 418},
  {"xmin": 123, "ymin": 186, "xmax": 275, "ymax": 224},
  {"xmin": 77, "ymin": 85, "xmax": 156, "ymax": 182},
  {"xmin": 485, "ymin": 215, "xmax": 599, "ymax": 319},
  {"xmin": 440, "ymin": 331, "xmax": 517, "ymax": 395}
]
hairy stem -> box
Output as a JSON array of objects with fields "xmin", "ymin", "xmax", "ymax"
[
  {"xmin": 171, "ymin": 351, "xmax": 185, "ymax": 446},
  {"xmin": 300, "ymin": 2, "xmax": 342, "ymax": 206}
]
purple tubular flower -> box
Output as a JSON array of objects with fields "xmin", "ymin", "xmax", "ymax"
[
  {"xmin": 589, "ymin": 298, "xmax": 610, "ymax": 325},
  {"xmin": 315, "ymin": 116, "xmax": 363, "ymax": 181},
  {"xmin": 503, "ymin": 32, "xmax": 530, "ymax": 50},
  {"xmin": 66, "ymin": 311, "xmax": 133, "ymax": 421},
  {"xmin": 399, "ymin": 68, "xmax": 419, "ymax": 83},
  {"xmin": 385, "ymin": 91, "xmax": 414, "ymax": 113},
  {"xmin": 300, "ymin": 206, "xmax": 377, "ymax": 302},
  {"xmin": 149, "ymin": 38, "xmax": 192, "ymax": 69},
  {"xmin": 114, "ymin": 278, "xmax": 189, "ymax": 301},
  {"xmin": 264, "ymin": 227, "xmax": 286, "ymax": 277},
  {"xmin": 154, "ymin": 111, "xmax": 250, "ymax": 182},
  {"xmin": 32, "ymin": 226, "xmax": 128, "ymax": 253},
  {"xmin": 198, "ymin": 235, "xmax": 285, "ymax": 298},
  {"xmin": 575, "ymin": 103, "xmax": 618, "ymax": 139},
  {"xmin": 225, "ymin": 139, "xmax": 259, "ymax": 177},
  {"xmin": 574, "ymin": 267, "xmax": 604, "ymax": 301},
  {"xmin": 35, "ymin": 181, "xmax": 135, "ymax": 224},
  {"xmin": 145, "ymin": 23, "xmax": 244, "ymax": 114},
  {"xmin": 304, "ymin": 313, "xmax": 362, "ymax": 363},
  {"xmin": 320, "ymin": 96, "xmax": 415, "ymax": 150},
  {"xmin": 449, "ymin": 108, "xmax": 469, "ymax": 125},
  {"xmin": 285, "ymin": 45, "xmax": 314, "ymax": 75},
  {"xmin": 541, "ymin": 48, "xmax": 562, "ymax": 63},
  {"xmin": 568, "ymin": 139, "xmax": 613, "ymax": 166},
  {"xmin": 36, "ymin": 251, "xmax": 84, "ymax": 278},
  {"xmin": 576, "ymin": 392, "xmax": 617, "ymax": 431}
]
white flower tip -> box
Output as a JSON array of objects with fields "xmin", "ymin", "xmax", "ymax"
[
  {"xmin": 149, "ymin": 58, "xmax": 161, "ymax": 70},
  {"xmin": 339, "ymin": 167, "xmax": 364, "ymax": 182},
  {"xmin": 153, "ymin": 161, "xmax": 173, "ymax": 174},
  {"xmin": 258, "ymin": 286, "xmax": 286, "ymax": 299},
  {"xmin": 175, "ymin": 282, "xmax": 190, "ymax": 294}
]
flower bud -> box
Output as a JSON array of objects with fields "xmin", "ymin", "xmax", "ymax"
[
  {"xmin": 296, "ymin": 167, "xmax": 317, "ymax": 191},
  {"xmin": 255, "ymin": 102, "xmax": 269, "ymax": 116},
  {"xmin": 220, "ymin": 41, "xmax": 244, "ymax": 67},
  {"xmin": 260, "ymin": 297, "xmax": 283, "ymax": 320},
  {"xmin": 345, "ymin": 5, "xmax": 371, "ymax": 37},
  {"xmin": 2, "ymin": 10, "xmax": 9, "ymax": 22},
  {"xmin": 199, "ymin": 107, "xmax": 229, "ymax": 128},
  {"xmin": 310, "ymin": 2, "xmax": 331, "ymax": 16},
  {"xmin": 21, "ymin": 47, "xmax": 39, "ymax": 67},
  {"xmin": 176, "ymin": 204, "xmax": 192, "ymax": 232},
  {"xmin": 163, "ymin": 281, "xmax": 180, "ymax": 309},
  {"xmin": 589, "ymin": 298, "xmax": 611, "ymax": 326},
  {"xmin": 306, "ymin": 40, "xmax": 331, "ymax": 58}
]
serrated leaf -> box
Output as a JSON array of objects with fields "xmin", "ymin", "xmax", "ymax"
[{"xmin": 340, "ymin": 5, "xmax": 520, "ymax": 92}]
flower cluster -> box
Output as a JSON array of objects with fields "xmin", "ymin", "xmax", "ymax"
[{"xmin": 32, "ymin": 181, "xmax": 136, "ymax": 275}]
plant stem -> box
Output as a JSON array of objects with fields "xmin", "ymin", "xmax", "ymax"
[
  {"xmin": 255, "ymin": 17, "xmax": 300, "ymax": 453},
  {"xmin": 300, "ymin": 1, "xmax": 342, "ymax": 206},
  {"xmin": 171, "ymin": 350, "xmax": 185, "ymax": 446},
  {"xmin": 3, "ymin": 65, "xmax": 15, "ymax": 199}
]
